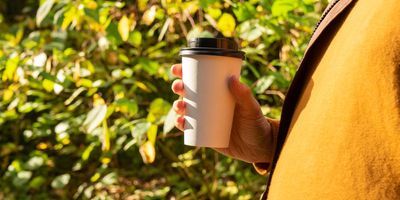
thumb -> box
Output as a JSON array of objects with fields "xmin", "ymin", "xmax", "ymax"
[{"xmin": 228, "ymin": 75, "xmax": 261, "ymax": 113}]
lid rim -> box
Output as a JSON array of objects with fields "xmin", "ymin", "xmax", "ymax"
[
  {"xmin": 188, "ymin": 37, "xmax": 238, "ymax": 50},
  {"xmin": 181, "ymin": 37, "xmax": 245, "ymax": 59},
  {"xmin": 180, "ymin": 49, "xmax": 245, "ymax": 60}
]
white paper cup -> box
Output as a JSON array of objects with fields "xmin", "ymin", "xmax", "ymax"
[{"xmin": 180, "ymin": 38, "xmax": 245, "ymax": 148}]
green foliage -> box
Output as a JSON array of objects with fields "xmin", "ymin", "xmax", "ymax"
[{"xmin": 0, "ymin": 0, "xmax": 327, "ymax": 199}]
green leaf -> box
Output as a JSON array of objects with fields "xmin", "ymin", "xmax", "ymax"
[
  {"xmin": 51, "ymin": 174, "xmax": 71, "ymax": 189},
  {"xmin": 106, "ymin": 22, "xmax": 123, "ymax": 46},
  {"xmin": 55, "ymin": 122, "xmax": 69, "ymax": 134},
  {"xmin": 199, "ymin": 0, "xmax": 218, "ymax": 8},
  {"xmin": 11, "ymin": 159, "xmax": 23, "ymax": 172},
  {"xmin": 64, "ymin": 87, "xmax": 86, "ymax": 105},
  {"xmin": 303, "ymin": 0, "xmax": 318, "ymax": 4},
  {"xmin": 25, "ymin": 156, "xmax": 44, "ymax": 170},
  {"xmin": 118, "ymin": 53, "xmax": 130, "ymax": 64},
  {"xmin": 18, "ymin": 102, "xmax": 37, "ymax": 113},
  {"xmin": 118, "ymin": 15, "xmax": 130, "ymax": 41},
  {"xmin": 114, "ymin": 98, "xmax": 138, "ymax": 116},
  {"xmin": 128, "ymin": 31, "xmax": 142, "ymax": 47},
  {"xmin": 82, "ymin": 143, "xmax": 96, "ymax": 161},
  {"xmin": 187, "ymin": 26, "xmax": 214, "ymax": 41},
  {"xmin": 233, "ymin": 2, "xmax": 256, "ymax": 22},
  {"xmin": 271, "ymin": 0, "xmax": 300, "ymax": 16},
  {"xmin": 254, "ymin": 75, "xmax": 275, "ymax": 94},
  {"xmin": 217, "ymin": 13, "xmax": 236, "ymax": 37},
  {"xmin": 83, "ymin": 105, "xmax": 108, "ymax": 133},
  {"xmin": 131, "ymin": 121, "xmax": 151, "ymax": 141},
  {"xmin": 147, "ymin": 98, "xmax": 171, "ymax": 124},
  {"xmin": 36, "ymin": 0, "xmax": 55, "ymax": 26},
  {"xmin": 238, "ymin": 20, "xmax": 263, "ymax": 42},
  {"xmin": 29, "ymin": 176, "xmax": 46, "ymax": 189},
  {"xmin": 134, "ymin": 58, "xmax": 160, "ymax": 75},
  {"xmin": 2, "ymin": 53, "xmax": 19, "ymax": 81},
  {"xmin": 32, "ymin": 52, "xmax": 47, "ymax": 67},
  {"xmin": 0, "ymin": 143, "xmax": 18, "ymax": 156},
  {"xmin": 13, "ymin": 171, "xmax": 32, "ymax": 187},
  {"xmin": 101, "ymin": 172, "xmax": 117, "ymax": 185}
]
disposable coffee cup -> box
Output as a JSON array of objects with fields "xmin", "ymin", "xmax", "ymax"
[{"xmin": 179, "ymin": 38, "xmax": 245, "ymax": 148}]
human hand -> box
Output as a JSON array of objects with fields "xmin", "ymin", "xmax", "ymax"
[{"xmin": 170, "ymin": 64, "xmax": 274, "ymax": 163}]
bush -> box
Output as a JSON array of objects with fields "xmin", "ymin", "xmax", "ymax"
[{"xmin": 0, "ymin": 0, "xmax": 327, "ymax": 199}]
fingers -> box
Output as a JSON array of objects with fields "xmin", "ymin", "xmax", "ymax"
[
  {"xmin": 173, "ymin": 100, "xmax": 185, "ymax": 131},
  {"xmin": 172, "ymin": 98, "xmax": 185, "ymax": 132},
  {"xmin": 228, "ymin": 75, "xmax": 262, "ymax": 114},
  {"xmin": 171, "ymin": 79, "xmax": 184, "ymax": 95},
  {"xmin": 175, "ymin": 115, "xmax": 185, "ymax": 131},
  {"xmin": 171, "ymin": 64, "xmax": 185, "ymax": 131},
  {"xmin": 173, "ymin": 100, "xmax": 186, "ymax": 115},
  {"xmin": 171, "ymin": 64, "xmax": 182, "ymax": 78}
]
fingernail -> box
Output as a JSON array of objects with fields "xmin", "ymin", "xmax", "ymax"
[
  {"xmin": 178, "ymin": 81, "xmax": 184, "ymax": 90},
  {"xmin": 178, "ymin": 100, "xmax": 185, "ymax": 108},
  {"xmin": 177, "ymin": 116, "xmax": 185, "ymax": 123}
]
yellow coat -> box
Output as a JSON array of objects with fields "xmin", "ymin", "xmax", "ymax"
[{"xmin": 256, "ymin": 0, "xmax": 400, "ymax": 199}]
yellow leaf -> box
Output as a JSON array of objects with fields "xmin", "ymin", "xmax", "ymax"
[
  {"xmin": 83, "ymin": 104, "xmax": 107, "ymax": 133},
  {"xmin": 61, "ymin": 7, "xmax": 77, "ymax": 30},
  {"xmin": 2, "ymin": 53, "xmax": 19, "ymax": 82},
  {"xmin": 217, "ymin": 13, "xmax": 236, "ymax": 37},
  {"xmin": 135, "ymin": 81, "xmax": 151, "ymax": 92},
  {"xmin": 102, "ymin": 120, "xmax": 110, "ymax": 151},
  {"xmin": 142, "ymin": 6, "xmax": 156, "ymax": 26},
  {"xmin": 147, "ymin": 124, "xmax": 158, "ymax": 145},
  {"xmin": 139, "ymin": 141, "xmax": 156, "ymax": 164},
  {"xmin": 84, "ymin": 0, "xmax": 98, "ymax": 9},
  {"xmin": 3, "ymin": 89, "xmax": 13, "ymax": 102},
  {"xmin": 93, "ymin": 94, "xmax": 105, "ymax": 106},
  {"xmin": 182, "ymin": 2, "xmax": 199, "ymax": 15},
  {"xmin": 37, "ymin": 143, "xmax": 48, "ymax": 150},
  {"xmin": 3, "ymin": 84, "xmax": 18, "ymax": 102},
  {"xmin": 118, "ymin": 15, "xmax": 130, "ymax": 41},
  {"xmin": 42, "ymin": 79, "xmax": 54, "ymax": 92},
  {"xmin": 138, "ymin": 0, "xmax": 149, "ymax": 11},
  {"xmin": 90, "ymin": 172, "xmax": 101, "ymax": 182},
  {"xmin": 101, "ymin": 157, "xmax": 111, "ymax": 164},
  {"xmin": 61, "ymin": 138, "xmax": 70, "ymax": 145},
  {"xmin": 14, "ymin": 27, "xmax": 24, "ymax": 45}
]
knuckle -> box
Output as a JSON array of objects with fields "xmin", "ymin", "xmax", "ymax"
[
  {"xmin": 173, "ymin": 101, "xmax": 181, "ymax": 110},
  {"xmin": 173, "ymin": 79, "xmax": 183, "ymax": 87},
  {"xmin": 241, "ymin": 86, "xmax": 252, "ymax": 96}
]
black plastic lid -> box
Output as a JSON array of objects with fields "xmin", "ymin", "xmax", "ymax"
[{"xmin": 180, "ymin": 38, "xmax": 245, "ymax": 59}]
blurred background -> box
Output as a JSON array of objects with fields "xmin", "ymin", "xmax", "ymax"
[{"xmin": 0, "ymin": 0, "xmax": 328, "ymax": 199}]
